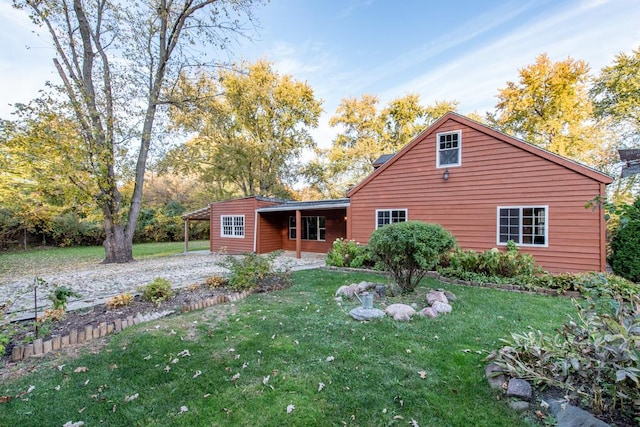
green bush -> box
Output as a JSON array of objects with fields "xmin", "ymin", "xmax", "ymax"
[
  {"xmin": 487, "ymin": 297, "xmax": 640, "ymax": 422},
  {"xmin": 325, "ymin": 238, "xmax": 373, "ymax": 268},
  {"xmin": 442, "ymin": 241, "xmax": 540, "ymax": 279},
  {"xmin": 221, "ymin": 252, "xmax": 279, "ymax": 291},
  {"xmin": 140, "ymin": 278, "xmax": 174, "ymax": 306},
  {"xmin": 48, "ymin": 283, "xmax": 81, "ymax": 310},
  {"xmin": 610, "ymin": 199, "xmax": 640, "ymax": 282},
  {"xmin": 368, "ymin": 221, "xmax": 456, "ymax": 294}
]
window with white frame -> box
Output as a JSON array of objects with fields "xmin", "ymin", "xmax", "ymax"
[
  {"xmin": 497, "ymin": 206, "xmax": 547, "ymax": 246},
  {"xmin": 221, "ymin": 215, "xmax": 245, "ymax": 238},
  {"xmin": 376, "ymin": 209, "xmax": 407, "ymax": 229},
  {"xmin": 289, "ymin": 216, "xmax": 326, "ymax": 241},
  {"xmin": 436, "ymin": 130, "xmax": 461, "ymax": 167}
]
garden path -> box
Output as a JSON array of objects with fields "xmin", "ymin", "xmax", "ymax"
[{"xmin": 1, "ymin": 251, "xmax": 325, "ymax": 319}]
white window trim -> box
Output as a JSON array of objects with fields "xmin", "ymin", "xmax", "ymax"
[
  {"xmin": 436, "ymin": 130, "xmax": 462, "ymax": 168},
  {"xmin": 288, "ymin": 216, "xmax": 326, "ymax": 241},
  {"xmin": 220, "ymin": 215, "xmax": 245, "ymax": 238},
  {"xmin": 496, "ymin": 206, "xmax": 548, "ymax": 248},
  {"xmin": 375, "ymin": 208, "xmax": 408, "ymax": 229}
]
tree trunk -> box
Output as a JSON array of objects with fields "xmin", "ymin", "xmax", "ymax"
[{"xmin": 102, "ymin": 222, "xmax": 133, "ymax": 263}]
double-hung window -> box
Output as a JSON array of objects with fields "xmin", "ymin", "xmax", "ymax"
[
  {"xmin": 497, "ymin": 206, "xmax": 547, "ymax": 246},
  {"xmin": 436, "ymin": 130, "xmax": 461, "ymax": 167},
  {"xmin": 376, "ymin": 209, "xmax": 407, "ymax": 229},
  {"xmin": 289, "ymin": 216, "xmax": 326, "ymax": 241},
  {"xmin": 221, "ymin": 215, "xmax": 245, "ymax": 238}
]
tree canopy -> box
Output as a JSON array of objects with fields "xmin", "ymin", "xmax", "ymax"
[{"xmin": 164, "ymin": 60, "xmax": 323, "ymax": 199}]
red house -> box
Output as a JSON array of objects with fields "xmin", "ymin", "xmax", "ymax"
[{"xmin": 183, "ymin": 113, "xmax": 612, "ymax": 273}]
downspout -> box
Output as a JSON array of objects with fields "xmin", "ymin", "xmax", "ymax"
[
  {"xmin": 599, "ymin": 183, "xmax": 608, "ymax": 272},
  {"xmin": 296, "ymin": 209, "xmax": 302, "ymax": 259}
]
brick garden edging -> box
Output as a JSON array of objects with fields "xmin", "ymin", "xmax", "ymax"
[{"xmin": 10, "ymin": 290, "xmax": 251, "ymax": 362}]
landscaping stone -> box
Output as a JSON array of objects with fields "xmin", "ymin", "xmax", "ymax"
[
  {"xmin": 544, "ymin": 395, "xmax": 611, "ymax": 427},
  {"xmin": 375, "ymin": 285, "xmax": 386, "ymax": 297},
  {"xmin": 509, "ymin": 401, "xmax": 530, "ymax": 411},
  {"xmin": 484, "ymin": 363, "xmax": 507, "ymax": 389},
  {"xmin": 431, "ymin": 301, "xmax": 452, "ymax": 314},
  {"xmin": 349, "ymin": 307, "xmax": 385, "ymax": 321},
  {"xmin": 418, "ymin": 307, "xmax": 438, "ymax": 318},
  {"xmin": 385, "ymin": 304, "xmax": 416, "ymax": 321},
  {"xmin": 506, "ymin": 378, "xmax": 532, "ymax": 401},
  {"xmin": 426, "ymin": 290, "xmax": 448, "ymax": 305},
  {"xmin": 441, "ymin": 290, "xmax": 457, "ymax": 302}
]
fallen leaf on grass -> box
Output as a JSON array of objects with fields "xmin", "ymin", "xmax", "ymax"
[
  {"xmin": 418, "ymin": 371, "xmax": 427, "ymax": 379},
  {"xmin": 27, "ymin": 385, "xmax": 35, "ymax": 393},
  {"xmin": 57, "ymin": 364, "xmax": 66, "ymax": 371},
  {"xmin": 177, "ymin": 349, "xmax": 191, "ymax": 357},
  {"xmin": 263, "ymin": 375, "xmax": 270, "ymax": 385},
  {"xmin": 143, "ymin": 355, "xmax": 152, "ymax": 360},
  {"xmin": 124, "ymin": 393, "xmax": 139, "ymax": 402},
  {"xmin": 164, "ymin": 366, "xmax": 171, "ymax": 373},
  {"xmin": 410, "ymin": 419, "xmax": 420, "ymax": 427},
  {"xmin": 171, "ymin": 358, "xmax": 179, "ymax": 364},
  {"xmin": 109, "ymin": 363, "xmax": 118, "ymax": 370},
  {"xmin": 461, "ymin": 349, "xmax": 471, "ymax": 353},
  {"xmin": 286, "ymin": 404, "xmax": 295, "ymax": 414},
  {"xmin": 318, "ymin": 382, "xmax": 325, "ymax": 392},
  {"xmin": 74, "ymin": 367, "xmax": 88, "ymax": 373},
  {"xmin": 405, "ymin": 349, "xmax": 412, "ymax": 354},
  {"xmin": 63, "ymin": 422, "xmax": 85, "ymax": 427},
  {"xmin": 180, "ymin": 406, "xmax": 188, "ymax": 413},
  {"xmin": 0, "ymin": 395, "xmax": 11, "ymax": 403},
  {"xmin": 193, "ymin": 370, "xmax": 202, "ymax": 379},
  {"xmin": 231, "ymin": 373, "xmax": 240, "ymax": 381},
  {"xmin": 326, "ymin": 356, "xmax": 335, "ymax": 362}
]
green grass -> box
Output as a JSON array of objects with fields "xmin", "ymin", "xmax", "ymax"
[
  {"xmin": 0, "ymin": 241, "xmax": 210, "ymax": 276},
  {"xmin": 0, "ymin": 269, "xmax": 575, "ymax": 426}
]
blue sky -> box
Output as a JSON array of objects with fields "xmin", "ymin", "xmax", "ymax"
[{"xmin": 2, "ymin": 0, "xmax": 639, "ymax": 148}]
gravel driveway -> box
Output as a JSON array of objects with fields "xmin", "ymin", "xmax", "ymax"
[{"xmin": 1, "ymin": 251, "xmax": 325, "ymax": 317}]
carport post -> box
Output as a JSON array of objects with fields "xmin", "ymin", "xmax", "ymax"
[
  {"xmin": 295, "ymin": 209, "xmax": 302, "ymax": 259},
  {"xmin": 184, "ymin": 219, "xmax": 189, "ymax": 253}
]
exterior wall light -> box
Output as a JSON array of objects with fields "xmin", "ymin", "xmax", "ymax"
[{"xmin": 443, "ymin": 169, "xmax": 450, "ymax": 181}]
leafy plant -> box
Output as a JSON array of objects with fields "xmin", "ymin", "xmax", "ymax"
[
  {"xmin": 487, "ymin": 296, "xmax": 640, "ymax": 420},
  {"xmin": 140, "ymin": 278, "xmax": 174, "ymax": 306},
  {"xmin": 48, "ymin": 284, "xmax": 81, "ymax": 311},
  {"xmin": 609, "ymin": 198, "xmax": 640, "ymax": 282},
  {"xmin": 325, "ymin": 238, "xmax": 373, "ymax": 268},
  {"xmin": 368, "ymin": 221, "xmax": 456, "ymax": 294},
  {"xmin": 205, "ymin": 275, "xmax": 229, "ymax": 289},
  {"xmin": 38, "ymin": 308, "xmax": 66, "ymax": 322},
  {"xmin": 220, "ymin": 252, "xmax": 280, "ymax": 291},
  {"xmin": 442, "ymin": 242, "xmax": 540, "ymax": 280},
  {"xmin": 106, "ymin": 292, "xmax": 134, "ymax": 309}
]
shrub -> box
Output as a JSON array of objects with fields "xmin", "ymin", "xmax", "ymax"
[
  {"xmin": 325, "ymin": 238, "xmax": 373, "ymax": 268},
  {"xmin": 140, "ymin": 278, "xmax": 174, "ymax": 306},
  {"xmin": 442, "ymin": 241, "xmax": 540, "ymax": 279},
  {"xmin": 487, "ymin": 297, "xmax": 640, "ymax": 423},
  {"xmin": 368, "ymin": 221, "xmax": 456, "ymax": 294},
  {"xmin": 221, "ymin": 252, "xmax": 279, "ymax": 291},
  {"xmin": 106, "ymin": 292, "xmax": 134, "ymax": 309},
  {"xmin": 48, "ymin": 284, "xmax": 81, "ymax": 311},
  {"xmin": 610, "ymin": 200, "xmax": 640, "ymax": 282},
  {"xmin": 205, "ymin": 275, "xmax": 229, "ymax": 288}
]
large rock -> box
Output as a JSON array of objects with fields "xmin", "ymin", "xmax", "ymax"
[
  {"xmin": 544, "ymin": 395, "xmax": 611, "ymax": 427},
  {"xmin": 349, "ymin": 307, "xmax": 385, "ymax": 321},
  {"xmin": 385, "ymin": 304, "xmax": 416, "ymax": 321},
  {"xmin": 426, "ymin": 290, "xmax": 448, "ymax": 306},
  {"xmin": 506, "ymin": 378, "xmax": 532, "ymax": 401},
  {"xmin": 431, "ymin": 301, "xmax": 452, "ymax": 314}
]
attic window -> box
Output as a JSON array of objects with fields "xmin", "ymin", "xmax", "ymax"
[{"xmin": 436, "ymin": 130, "xmax": 461, "ymax": 167}]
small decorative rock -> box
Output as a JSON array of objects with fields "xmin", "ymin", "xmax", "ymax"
[
  {"xmin": 484, "ymin": 363, "xmax": 507, "ymax": 389},
  {"xmin": 509, "ymin": 401, "xmax": 530, "ymax": 411},
  {"xmin": 349, "ymin": 307, "xmax": 385, "ymax": 321},
  {"xmin": 506, "ymin": 378, "xmax": 532, "ymax": 401},
  {"xmin": 375, "ymin": 285, "xmax": 386, "ymax": 297},
  {"xmin": 418, "ymin": 307, "xmax": 438, "ymax": 318},
  {"xmin": 385, "ymin": 304, "xmax": 416, "ymax": 321},
  {"xmin": 431, "ymin": 301, "xmax": 452, "ymax": 314},
  {"xmin": 441, "ymin": 289, "xmax": 457, "ymax": 302}
]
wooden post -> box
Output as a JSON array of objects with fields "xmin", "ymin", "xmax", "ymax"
[
  {"xmin": 295, "ymin": 209, "xmax": 302, "ymax": 259},
  {"xmin": 184, "ymin": 219, "xmax": 189, "ymax": 253}
]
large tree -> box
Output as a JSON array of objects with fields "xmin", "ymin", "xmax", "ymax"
[
  {"xmin": 490, "ymin": 54, "xmax": 603, "ymax": 165},
  {"xmin": 591, "ymin": 46, "xmax": 640, "ymax": 144},
  {"xmin": 14, "ymin": 0, "xmax": 262, "ymax": 262},
  {"xmin": 164, "ymin": 60, "xmax": 322, "ymax": 199},
  {"xmin": 313, "ymin": 95, "xmax": 457, "ymax": 195}
]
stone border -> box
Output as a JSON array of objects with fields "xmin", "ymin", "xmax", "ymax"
[{"xmin": 10, "ymin": 290, "xmax": 251, "ymax": 362}]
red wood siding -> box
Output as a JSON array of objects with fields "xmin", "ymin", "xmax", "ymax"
[
  {"xmin": 209, "ymin": 197, "xmax": 279, "ymax": 254},
  {"xmin": 348, "ymin": 115, "xmax": 610, "ymax": 273},
  {"xmin": 257, "ymin": 209, "xmax": 347, "ymax": 254}
]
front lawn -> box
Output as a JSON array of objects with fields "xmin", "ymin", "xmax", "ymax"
[{"xmin": 0, "ymin": 269, "xmax": 574, "ymax": 426}]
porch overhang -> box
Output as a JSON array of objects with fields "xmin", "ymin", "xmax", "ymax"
[{"xmin": 256, "ymin": 198, "xmax": 350, "ymax": 213}]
